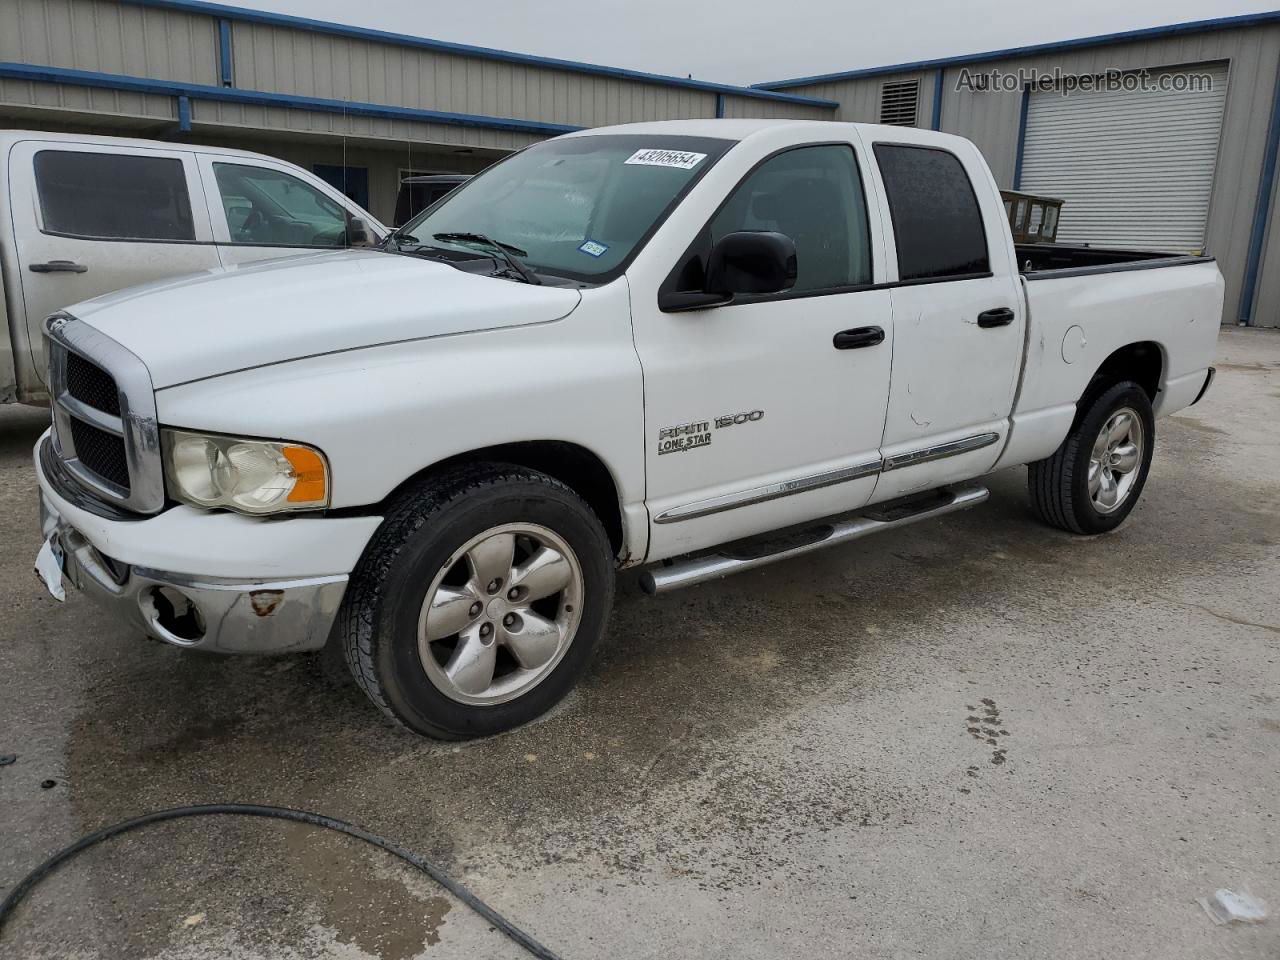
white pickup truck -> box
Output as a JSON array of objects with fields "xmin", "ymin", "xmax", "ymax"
[
  {"xmin": 33, "ymin": 119, "xmax": 1222, "ymax": 739},
  {"xmin": 0, "ymin": 131, "xmax": 385, "ymax": 405}
]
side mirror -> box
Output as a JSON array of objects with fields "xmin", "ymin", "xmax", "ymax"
[
  {"xmin": 346, "ymin": 217, "xmax": 372, "ymax": 247},
  {"xmin": 659, "ymin": 231, "xmax": 797, "ymax": 312},
  {"xmin": 707, "ymin": 231, "xmax": 797, "ymax": 296}
]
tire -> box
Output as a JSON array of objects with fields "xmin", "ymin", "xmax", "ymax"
[
  {"xmin": 1027, "ymin": 380, "xmax": 1155, "ymax": 535},
  {"xmin": 339, "ymin": 463, "xmax": 615, "ymax": 739}
]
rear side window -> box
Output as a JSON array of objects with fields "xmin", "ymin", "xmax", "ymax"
[
  {"xmin": 34, "ymin": 150, "xmax": 196, "ymax": 241},
  {"xmin": 873, "ymin": 144, "xmax": 989, "ymax": 281}
]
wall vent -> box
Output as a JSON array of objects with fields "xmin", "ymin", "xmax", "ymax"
[{"xmin": 879, "ymin": 79, "xmax": 920, "ymax": 126}]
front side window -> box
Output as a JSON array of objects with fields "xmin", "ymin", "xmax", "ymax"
[
  {"xmin": 34, "ymin": 150, "xmax": 195, "ymax": 241},
  {"xmin": 708, "ymin": 144, "xmax": 872, "ymax": 293},
  {"xmin": 873, "ymin": 144, "xmax": 990, "ymax": 281},
  {"xmin": 213, "ymin": 163, "xmax": 348, "ymax": 248},
  {"xmin": 395, "ymin": 135, "xmax": 732, "ymax": 282}
]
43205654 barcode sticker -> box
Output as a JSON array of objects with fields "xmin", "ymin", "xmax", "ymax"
[{"xmin": 624, "ymin": 149, "xmax": 707, "ymax": 170}]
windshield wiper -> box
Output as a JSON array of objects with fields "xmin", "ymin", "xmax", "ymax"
[{"xmin": 432, "ymin": 232, "xmax": 542, "ymax": 285}]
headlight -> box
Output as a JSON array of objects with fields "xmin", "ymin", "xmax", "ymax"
[{"xmin": 162, "ymin": 429, "xmax": 330, "ymax": 515}]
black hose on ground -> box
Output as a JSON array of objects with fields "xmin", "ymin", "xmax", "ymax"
[{"xmin": 0, "ymin": 803, "xmax": 563, "ymax": 960}]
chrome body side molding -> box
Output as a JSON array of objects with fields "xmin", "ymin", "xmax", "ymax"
[
  {"xmin": 654, "ymin": 430, "xmax": 1000, "ymax": 525},
  {"xmin": 881, "ymin": 432, "xmax": 1000, "ymax": 472},
  {"xmin": 653, "ymin": 458, "xmax": 882, "ymax": 524}
]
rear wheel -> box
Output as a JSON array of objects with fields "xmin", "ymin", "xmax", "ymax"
[
  {"xmin": 1027, "ymin": 380, "xmax": 1155, "ymax": 535},
  {"xmin": 339, "ymin": 464, "xmax": 614, "ymax": 738}
]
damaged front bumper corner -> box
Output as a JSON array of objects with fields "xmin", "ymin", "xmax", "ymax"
[{"xmin": 38, "ymin": 492, "xmax": 348, "ymax": 653}]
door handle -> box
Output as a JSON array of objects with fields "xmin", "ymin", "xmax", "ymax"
[
  {"xmin": 977, "ymin": 307, "xmax": 1014, "ymax": 328},
  {"xmin": 29, "ymin": 260, "xmax": 88, "ymax": 274},
  {"xmin": 833, "ymin": 326, "xmax": 885, "ymax": 350}
]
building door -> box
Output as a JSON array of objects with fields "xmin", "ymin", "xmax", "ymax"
[{"xmin": 1019, "ymin": 62, "xmax": 1229, "ymax": 253}]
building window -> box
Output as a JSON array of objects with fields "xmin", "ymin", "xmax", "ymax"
[{"xmin": 34, "ymin": 151, "xmax": 195, "ymax": 241}]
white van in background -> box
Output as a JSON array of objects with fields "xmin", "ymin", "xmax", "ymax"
[{"xmin": 0, "ymin": 131, "xmax": 387, "ymax": 405}]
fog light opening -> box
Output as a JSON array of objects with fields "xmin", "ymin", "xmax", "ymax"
[{"xmin": 145, "ymin": 586, "xmax": 206, "ymax": 644}]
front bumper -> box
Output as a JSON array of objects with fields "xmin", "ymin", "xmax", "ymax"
[{"xmin": 35, "ymin": 432, "xmax": 379, "ymax": 654}]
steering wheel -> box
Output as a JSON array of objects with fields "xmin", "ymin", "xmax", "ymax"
[{"xmin": 239, "ymin": 207, "xmax": 268, "ymax": 241}]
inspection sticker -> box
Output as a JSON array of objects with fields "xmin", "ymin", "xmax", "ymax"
[
  {"xmin": 624, "ymin": 148, "xmax": 707, "ymax": 170},
  {"xmin": 578, "ymin": 239, "xmax": 609, "ymax": 258}
]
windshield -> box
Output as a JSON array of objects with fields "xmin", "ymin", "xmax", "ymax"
[{"xmin": 394, "ymin": 134, "xmax": 733, "ymax": 282}]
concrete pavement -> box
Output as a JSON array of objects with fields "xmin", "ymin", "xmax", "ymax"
[{"xmin": 1, "ymin": 328, "xmax": 1277, "ymax": 959}]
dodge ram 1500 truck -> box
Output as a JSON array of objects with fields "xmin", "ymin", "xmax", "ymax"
[{"xmin": 33, "ymin": 119, "xmax": 1223, "ymax": 739}]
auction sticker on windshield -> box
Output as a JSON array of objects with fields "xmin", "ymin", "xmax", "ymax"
[{"xmin": 625, "ymin": 149, "xmax": 707, "ymax": 170}]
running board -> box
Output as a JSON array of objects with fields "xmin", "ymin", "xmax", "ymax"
[{"xmin": 639, "ymin": 483, "xmax": 990, "ymax": 595}]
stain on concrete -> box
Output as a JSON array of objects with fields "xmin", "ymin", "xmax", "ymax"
[{"xmin": 965, "ymin": 698, "xmax": 1010, "ymax": 766}]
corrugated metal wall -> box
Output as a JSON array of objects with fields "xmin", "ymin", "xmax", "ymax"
[
  {"xmin": 0, "ymin": 0, "xmax": 836, "ymax": 226},
  {"xmin": 228, "ymin": 21, "xmax": 717, "ymax": 128},
  {"xmin": 719, "ymin": 95, "xmax": 834, "ymax": 121},
  {"xmin": 0, "ymin": 0, "xmax": 833, "ymax": 153},
  {"xmin": 1, "ymin": 0, "xmax": 218, "ymax": 83},
  {"xmin": 780, "ymin": 24, "xmax": 1280, "ymax": 327}
]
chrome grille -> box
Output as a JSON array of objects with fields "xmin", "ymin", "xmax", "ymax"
[
  {"xmin": 68, "ymin": 417, "xmax": 131, "ymax": 489},
  {"xmin": 45, "ymin": 313, "xmax": 164, "ymax": 514},
  {"xmin": 65, "ymin": 351, "xmax": 122, "ymax": 416}
]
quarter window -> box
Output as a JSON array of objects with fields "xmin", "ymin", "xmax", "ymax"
[
  {"xmin": 873, "ymin": 144, "xmax": 990, "ymax": 280},
  {"xmin": 34, "ymin": 151, "xmax": 195, "ymax": 241},
  {"xmin": 213, "ymin": 163, "xmax": 348, "ymax": 248},
  {"xmin": 708, "ymin": 145, "xmax": 872, "ymax": 293}
]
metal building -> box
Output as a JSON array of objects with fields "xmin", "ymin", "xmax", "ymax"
[
  {"xmin": 2, "ymin": 2, "xmax": 1279, "ymax": 327},
  {"xmin": 0, "ymin": 0, "xmax": 837, "ymax": 223},
  {"xmin": 756, "ymin": 12, "xmax": 1280, "ymax": 328}
]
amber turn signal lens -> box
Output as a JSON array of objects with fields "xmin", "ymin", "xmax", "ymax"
[{"xmin": 283, "ymin": 445, "xmax": 328, "ymax": 504}]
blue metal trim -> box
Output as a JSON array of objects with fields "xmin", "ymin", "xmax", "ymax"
[
  {"xmin": 116, "ymin": 0, "xmax": 839, "ymax": 108},
  {"xmin": 757, "ymin": 10, "xmax": 1280, "ymax": 89},
  {"xmin": 0, "ymin": 62, "xmax": 583, "ymax": 136},
  {"xmin": 217, "ymin": 18, "xmax": 233, "ymax": 86},
  {"xmin": 930, "ymin": 68, "xmax": 944, "ymax": 130},
  {"xmin": 176, "ymin": 94, "xmax": 191, "ymax": 131},
  {"xmin": 715, "ymin": 93, "xmax": 725, "ymax": 118},
  {"xmin": 1238, "ymin": 50, "xmax": 1280, "ymax": 325},
  {"xmin": 1012, "ymin": 85, "xmax": 1030, "ymax": 190}
]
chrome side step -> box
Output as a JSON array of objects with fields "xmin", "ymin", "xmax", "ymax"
[{"xmin": 639, "ymin": 483, "xmax": 990, "ymax": 595}]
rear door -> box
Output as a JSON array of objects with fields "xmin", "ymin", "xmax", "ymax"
[
  {"xmin": 197, "ymin": 155, "xmax": 373, "ymax": 267},
  {"xmin": 7, "ymin": 140, "xmax": 218, "ymax": 386},
  {"xmin": 863, "ymin": 135, "xmax": 1025, "ymax": 500}
]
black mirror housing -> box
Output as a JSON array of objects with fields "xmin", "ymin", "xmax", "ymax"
[{"xmin": 706, "ymin": 231, "xmax": 797, "ymax": 297}]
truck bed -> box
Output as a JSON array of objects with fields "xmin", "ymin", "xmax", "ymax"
[{"xmin": 1015, "ymin": 242, "xmax": 1213, "ymax": 278}]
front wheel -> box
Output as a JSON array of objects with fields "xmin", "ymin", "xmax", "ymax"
[
  {"xmin": 339, "ymin": 464, "xmax": 615, "ymax": 738},
  {"xmin": 1027, "ymin": 380, "xmax": 1155, "ymax": 535}
]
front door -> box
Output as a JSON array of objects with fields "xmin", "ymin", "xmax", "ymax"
[
  {"xmin": 632, "ymin": 142, "xmax": 895, "ymax": 560},
  {"xmin": 8, "ymin": 141, "xmax": 218, "ymax": 387}
]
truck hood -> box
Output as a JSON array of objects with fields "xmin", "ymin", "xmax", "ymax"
[{"xmin": 69, "ymin": 249, "xmax": 582, "ymax": 388}]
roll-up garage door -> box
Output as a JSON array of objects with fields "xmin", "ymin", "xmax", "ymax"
[{"xmin": 1019, "ymin": 62, "xmax": 1228, "ymax": 252}]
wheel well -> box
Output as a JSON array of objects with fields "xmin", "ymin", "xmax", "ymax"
[
  {"xmin": 1086, "ymin": 342, "xmax": 1163, "ymax": 403},
  {"xmin": 388, "ymin": 441, "xmax": 626, "ymax": 557}
]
